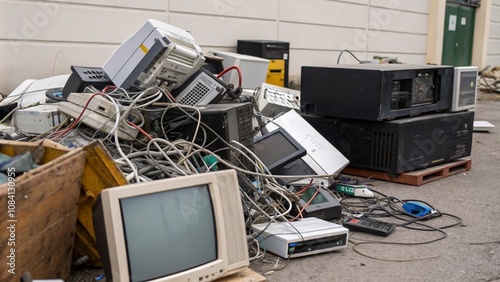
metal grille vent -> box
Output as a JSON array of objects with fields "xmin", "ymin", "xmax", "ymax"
[
  {"xmin": 371, "ymin": 131, "xmax": 394, "ymax": 170},
  {"xmin": 177, "ymin": 82, "xmax": 210, "ymax": 106}
]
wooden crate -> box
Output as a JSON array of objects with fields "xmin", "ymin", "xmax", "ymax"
[
  {"xmin": 71, "ymin": 140, "xmax": 128, "ymax": 267},
  {"xmin": 341, "ymin": 158, "xmax": 472, "ymax": 186},
  {"xmin": 0, "ymin": 140, "xmax": 86, "ymax": 281},
  {"xmin": 33, "ymin": 140, "xmax": 129, "ymax": 267}
]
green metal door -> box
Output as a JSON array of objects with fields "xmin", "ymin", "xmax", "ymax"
[{"xmin": 442, "ymin": 2, "xmax": 476, "ymax": 66}]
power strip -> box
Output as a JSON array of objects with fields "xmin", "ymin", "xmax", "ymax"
[
  {"xmin": 57, "ymin": 93, "xmax": 138, "ymax": 140},
  {"xmin": 254, "ymin": 83, "xmax": 300, "ymax": 117}
]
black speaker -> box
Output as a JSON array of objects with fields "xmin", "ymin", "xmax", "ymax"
[
  {"xmin": 62, "ymin": 66, "xmax": 112, "ymax": 99},
  {"xmin": 303, "ymin": 111, "xmax": 474, "ymax": 175}
]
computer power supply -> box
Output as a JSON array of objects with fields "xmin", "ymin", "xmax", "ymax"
[
  {"xmin": 14, "ymin": 104, "xmax": 65, "ymax": 134},
  {"xmin": 171, "ymin": 68, "xmax": 228, "ymax": 106}
]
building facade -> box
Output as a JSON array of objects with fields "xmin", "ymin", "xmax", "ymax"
[{"xmin": 0, "ymin": 0, "xmax": 497, "ymax": 93}]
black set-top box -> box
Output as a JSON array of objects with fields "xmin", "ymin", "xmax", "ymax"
[
  {"xmin": 303, "ymin": 111, "xmax": 474, "ymax": 175},
  {"xmin": 301, "ymin": 64, "xmax": 454, "ymax": 121}
]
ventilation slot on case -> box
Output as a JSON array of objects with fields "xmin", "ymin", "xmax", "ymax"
[
  {"xmin": 371, "ymin": 131, "xmax": 394, "ymax": 171},
  {"xmin": 177, "ymin": 82, "xmax": 211, "ymax": 106},
  {"xmin": 167, "ymin": 52, "xmax": 196, "ymax": 68},
  {"xmin": 236, "ymin": 105, "xmax": 254, "ymax": 169}
]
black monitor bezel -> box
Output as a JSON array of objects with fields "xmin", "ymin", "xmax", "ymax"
[{"xmin": 253, "ymin": 127, "xmax": 307, "ymax": 173}]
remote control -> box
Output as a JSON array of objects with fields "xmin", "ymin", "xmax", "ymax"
[{"xmin": 342, "ymin": 216, "xmax": 396, "ymax": 236}]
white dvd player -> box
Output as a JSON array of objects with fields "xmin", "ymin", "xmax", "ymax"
[{"xmin": 252, "ymin": 217, "xmax": 348, "ymax": 258}]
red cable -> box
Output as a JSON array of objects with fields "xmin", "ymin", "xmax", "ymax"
[
  {"xmin": 127, "ymin": 121, "xmax": 153, "ymax": 140},
  {"xmin": 291, "ymin": 185, "xmax": 321, "ymax": 222},
  {"xmin": 295, "ymin": 179, "xmax": 314, "ymax": 195},
  {"xmin": 217, "ymin": 65, "xmax": 242, "ymax": 88},
  {"xmin": 52, "ymin": 92, "xmax": 103, "ymax": 139},
  {"xmin": 101, "ymin": 85, "xmax": 116, "ymax": 93}
]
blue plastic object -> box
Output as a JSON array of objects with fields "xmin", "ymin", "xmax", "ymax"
[{"xmin": 402, "ymin": 201, "xmax": 432, "ymax": 217}]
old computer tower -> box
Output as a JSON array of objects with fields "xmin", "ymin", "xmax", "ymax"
[
  {"xmin": 154, "ymin": 103, "xmax": 254, "ymax": 169},
  {"xmin": 303, "ymin": 111, "xmax": 474, "ymax": 175},
  {"xmin": 301, "ymin": 64, "xmax": 454, "ymax": 121},
  {"xmin": 237, "ymin": 40, "xmax": 290, "ymax": 87}
]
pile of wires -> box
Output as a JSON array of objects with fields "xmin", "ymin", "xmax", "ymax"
[{"xmin": 23, "ymin": 84, "xmax": 333, "ymax": 237}]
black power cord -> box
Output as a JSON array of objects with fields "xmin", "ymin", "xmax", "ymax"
[{"xmin": 337, "ymin": 49, "xmax": 363, "ymax": 64}]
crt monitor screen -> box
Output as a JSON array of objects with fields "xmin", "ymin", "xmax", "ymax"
[
  {"xmin": 253, "ymin": 128, "xmax": 307, "ymax": 172},
  {"xmin": 120, "ymin": 185, "xmax": 216, "ymax": 282}
]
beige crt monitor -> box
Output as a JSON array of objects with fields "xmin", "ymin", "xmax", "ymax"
[{"xmin": 97, "ymin": 170, "xmax": 249, "ymax": 282}]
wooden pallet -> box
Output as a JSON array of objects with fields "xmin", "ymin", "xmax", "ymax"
[
  {"xmin": 215, "ymin": 267, "xmax": 267, "ymax": 282},
  {"xmin": 341, "ymin": 158, "xmax": 472, "ymax": 186}
]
